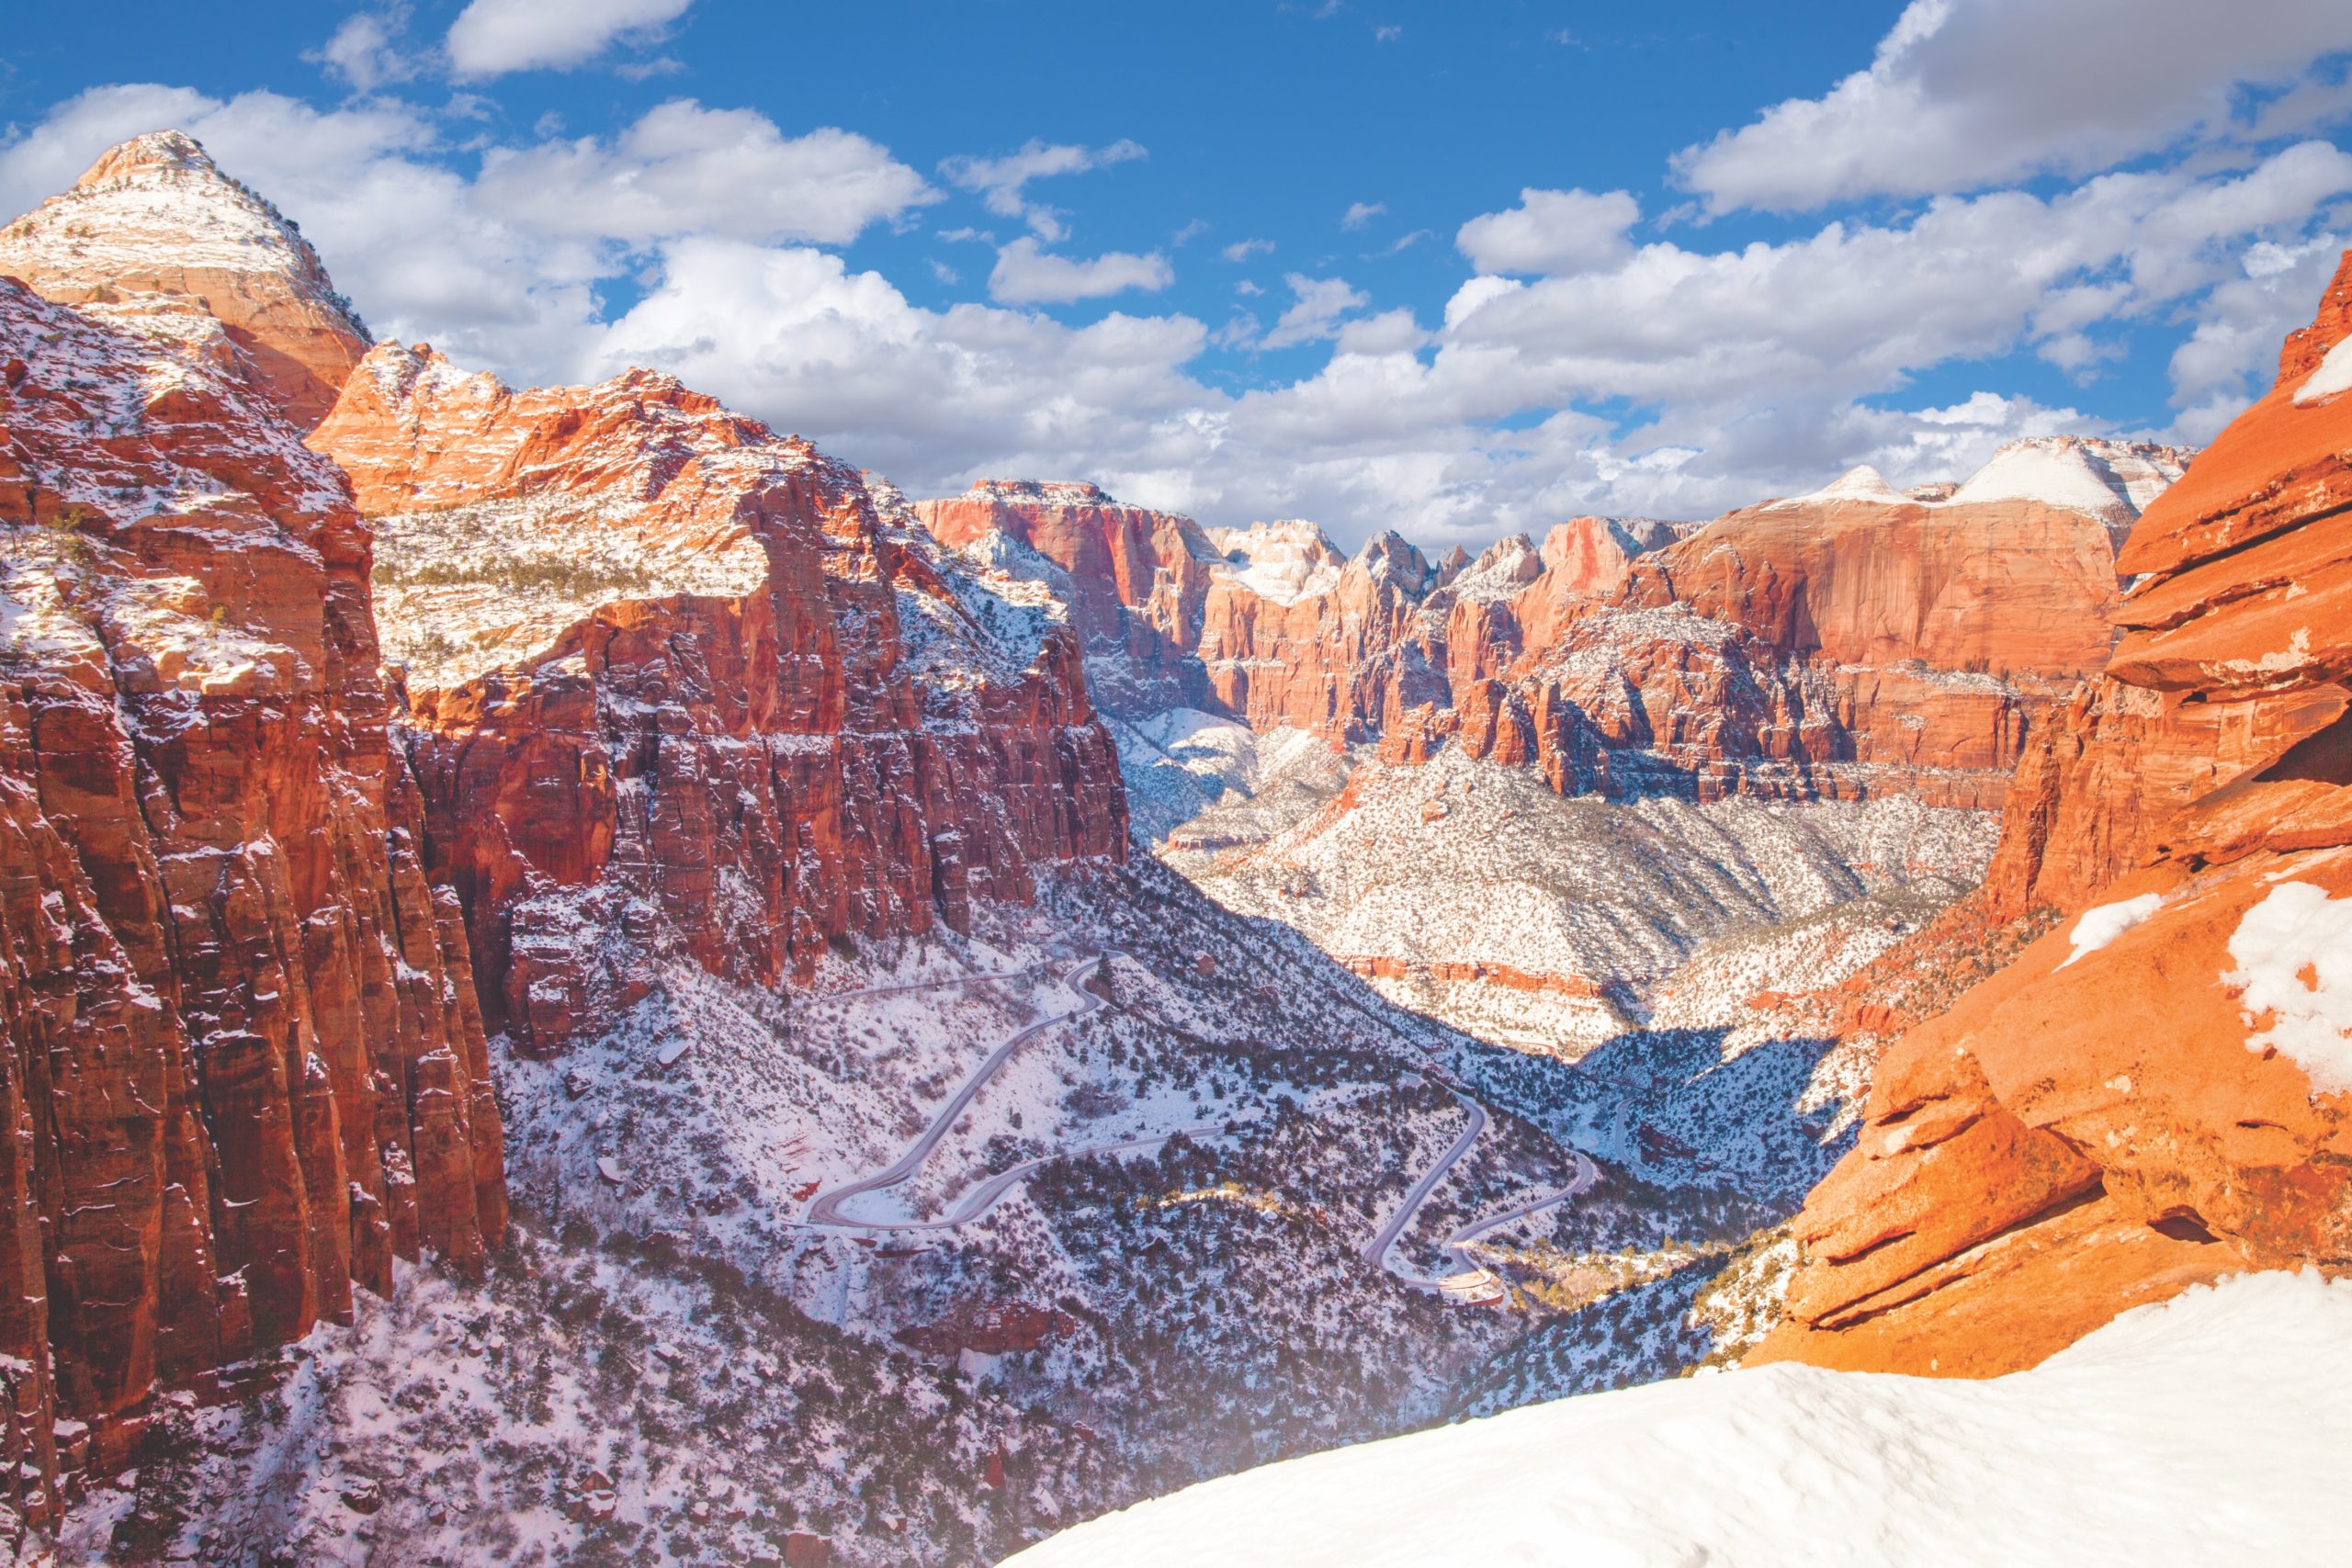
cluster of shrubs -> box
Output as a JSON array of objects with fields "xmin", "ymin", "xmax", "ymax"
[{"xmin": 376, "ymin": 553, "xmax": 661, "ymax": 600}]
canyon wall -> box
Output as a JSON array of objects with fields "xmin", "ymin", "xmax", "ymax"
[
  {"xmin": 0, "ymin": 129, "xmax": 1133, "ymax": 1546},
  {"xmin": 312, "ymin": 350, "xmax": 1129, "ymax": 1055},
  {"xmin": 0, "ymin": 272, "xmax": 503, "ymax": 1533},
  {"xmin": 1754, "ymin": 253, "xmax": 2352, "ymax": 1377},
  {"xmin": 917, "ymin": 439, "xmax": 2188, "ymax": 813}
]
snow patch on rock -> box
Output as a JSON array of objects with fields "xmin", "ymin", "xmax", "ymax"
[
  {"xmin": 2060, "ymin": 892, "xmax": 2164, "ymax": 969},
  {"xmin": 2226, "ymin": 880, "xmax": 2352, "ymax": 1096},
  {"xmin": 1205, "ymin": 521, "xmax": 1347, "ymax": 605},
  {"xmin": 2292, "ymin": 334, "xmax": 2352, "ymax": 405}
]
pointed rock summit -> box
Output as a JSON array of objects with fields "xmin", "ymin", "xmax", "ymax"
[{"xmin": 0, "ymin": 130, "xmax": 369, "ymax": 426}]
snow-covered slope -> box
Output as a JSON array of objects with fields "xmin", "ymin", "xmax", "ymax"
[
  {"xmin": 1176, "ymin": 750, "xmax": 1996, "ymax": 1054},
  {"xmin": 1767, "ymin": 436, "xmax": 2194, "ymax": 537},
  {"xmin": 1008, "ymin": 1270, "xmax": 2352, "ymax": 1567}
]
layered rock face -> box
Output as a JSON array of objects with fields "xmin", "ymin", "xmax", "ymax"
[
  {"xmin": 0, "ymin": 276, "xmax": 503, "ymax": 1521},
  {"xmin": 0, "ymin": 132, "xmax": 369, "ymax": 428},
  {"xmin": 313, "ymin": 351, "xmax": 1128, "ymax": 1054},
  {"xmin": 920, "ymin": 439, "xmax": 2185, "ymax": 814},
  {"xmin": 913, "ymin": 480, "xmax": 1227, "ymax": 714},
  {"xmin": 1754, "ymin": 255, "xmax": 2352, "ymax": 1377}
]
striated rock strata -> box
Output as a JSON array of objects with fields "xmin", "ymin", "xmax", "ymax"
[
  {"xmin": 312, "ymin": 350, "xmax": 1129, "ymax": 1055},
  {"xmin": 0, "ymin": 276, "xmax": 503, "ymax": 1528},
  {"xmin": 1753, "ymin": 254, "xmax": 2352, "ymax": 1377}
]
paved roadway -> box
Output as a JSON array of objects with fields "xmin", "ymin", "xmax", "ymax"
[
  {"xmin": 798, "ymin": 952, "xmax": 1600, "ymax": 1294},
  {"xmin": 804, "ymin": 953, "xmax": 1109, "ymax": 1226}
]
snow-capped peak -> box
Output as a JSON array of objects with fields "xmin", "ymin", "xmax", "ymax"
[
  {"xmin": 1446, "ymin": 533, "xmax": 1545, "ymax": 603},
  {"xmin": 0, "ymin": 129, "xmax": 360, "ymax": 333},
  {"xmin": 1206, "ymin": 520, "xmax": 1347, "ymax": 605},
  {"xmin": 1765, "ymin": 439, "xmax": 2193, "ymax": 525},
  {"xmin": 1772, "ymin": 464, "xmax": 1911, "ymax": 508},
  {"xmin": 1946, "ymin": 438, "xmax": 2137, "ymax": 517}
]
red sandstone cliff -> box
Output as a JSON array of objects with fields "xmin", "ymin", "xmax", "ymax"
[
  {"xmin": 0, "ymin": 276, "xmax": 503, "ymax": 1528},
  {"xmin": 1752, "ymin": 254, "xmax": 2352, "ymax": 1378},
  {"xmin": 913, "ymin": 480, "xmax": 1226, "ymax": 715},
  {"xmin": 0, "ymin": 132, "xmax": 368, "ymax": 428},
  {"xmin": 312, "ymin": 350, "xmax": 1129, "ymax": 1055},
  {"xmin": 914, "ymin": 440, "xmax": 2184, "ymax": 815}
]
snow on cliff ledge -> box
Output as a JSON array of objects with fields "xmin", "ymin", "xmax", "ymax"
[{"xmin": 1008, "ymin": 1270, "xmax": 2351, "ymax": 1568}]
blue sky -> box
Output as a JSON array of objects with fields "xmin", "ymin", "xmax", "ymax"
[{"xmin": 5, "ymin": 1, "xmax": 2352, "ymax": 545}]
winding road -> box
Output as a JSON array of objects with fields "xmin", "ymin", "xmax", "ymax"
[
  {"xmin": 1363, "ymin": 1097, "xmax": 1490, "ymax": 1269},
  {"xmin": 1364, "ymin": 1092, "xmax": 1601, "ymax": 1292},
  {"xmin": 803, "ymin": 953, "xmax": 1112, "ymax": 1228},
  {"xmin": 797, "ymin": 951, "xmax": 1600, "ymax": 1300},
  {"xmin": 806, "ymin": 961, "xmax": 1046, "ymax": 1006}
]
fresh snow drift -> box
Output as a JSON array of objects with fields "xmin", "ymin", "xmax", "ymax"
[
  {"xmin": 2293, "ymin": 334, "xmax": 2352, "ymax": 405},
  {"xmin": 2226, "ymin": 881, "xmax": 2352, "ymax": 1095},
  {"xmin": 2060, "ymin": 892, "xmax": 2164, "ymax": 968},
  {"xmin": 1008, "ymin": 1271, "xmax": 2352, "ymax": 1568}
]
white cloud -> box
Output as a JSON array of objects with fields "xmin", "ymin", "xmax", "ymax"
[
  {"xmin": 1457, "ymin": 187, "xmax": 1640, "ymax": 276},
  {"xmin": 590, "ymin": 237, "xmax": 1212, "ymax": 488},
  {"xmin": 9, "ymin": 37, "xmax": 2350, "ymax": 556},
  {"xmin": 474, "ymin": 100, "xmax": 935, "ymax": 246},
  {"xmin": 987, "ymin": 237, "xmax": 1174, "ymax": 305},
  {"xmin": 1221, "ymin": 238, "xmax": 1274, "ymax": 262},
  {"xmin": 1334, "ymin": 309, "xmax": 1430, "ymax": 356},
  {"xmin": 1341, "ymin": 200, "xmax": 1385, "ymax": 230},
  {"xmin": 446, "ymin": 0, "xmax": 695, "ymax": 80},
  {"xmin": 938, "ymin": 138, "xmax": 1145, "ymax": 239},
  {"xmin": 1261, "ymin": 274, "xmax": 1371, "ymax": 349},
  {"xmin": 1675, "ymin": 0, "xmax": 2352, "ymax": 213},
  {"xmin": 311, "ymin": 8, "xmax": 419, "ymax": 93},
  {"xmin": 1438, "ymin": 143, "xmax": 2352, "ymax": 416}
]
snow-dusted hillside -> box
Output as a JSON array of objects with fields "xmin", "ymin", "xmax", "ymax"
[
  {"xmin": 88, "ymin": 858, "xmax": 1767, "ymax": 1565},
  {"xmin": 1110, "ymin": 707, "xmax": 1359, "ymax": 846},
  {"xmin": 1006, "ymin": 1270, "xmax": 2352, "ymax": 1568},
  {"xmin": 1171, "ymin": 748, "xmax": 1995, "ymax": 1055}
]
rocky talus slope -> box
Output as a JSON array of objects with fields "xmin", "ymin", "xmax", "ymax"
[
  {"xmin": 310, "ymin": 345, "xmax": 1129, "ymax": 1055},
  {"xmin": 0, "ymin": 132, "xmax": 368, "ymax": 428},
  {"xmin": 1753, "ymin": 253, "xmax": 2352, "ymax": 1377},
  {"xmin": 0, "ymin": 273, "xmax": 503, "ymax": 1539}
]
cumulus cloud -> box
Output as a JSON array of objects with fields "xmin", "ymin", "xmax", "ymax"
[
  {"xmin": 590, "ymin": 238, "xmax": 1213, "ymax": 488},
  {"xmin": 1675, "ymin": 0, "xmax": 2352, "ymax": 213},
  {"xmin": 445, "ymin": 0, "xmax": 695, "ymax": 79},
  {"xmin": 1438, "ymin": 142, "xmax": 2352, "ymax": 415},
  {"xmin": 1341, "ymin": 201, "xmax": 1385, "ymax": 229},
  {"xmin": 939, "ymin": 138, "xmax": 1145, "ymax": 239},
  {"xmin": 474, "ymin": 100, "xmax": 934, "ymax": 246},
  {"xmin": 1221, "ymin": 238, "xmax": 1274, "ymax": 262},
  {"xmin": 1456, "ymin": 186, "xmax": 1641, "ymax": 276},
  {"xmin": 1261, "ymin": 274, "xmax": 1372, "ymax": 349},
  {"xmin": 988, "ymin": 237, "xmax": 1174, "ymax": 305},
  {"xmin": 310, "ymin": 7, "xmax": 420, "ymax": 93}
]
